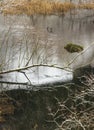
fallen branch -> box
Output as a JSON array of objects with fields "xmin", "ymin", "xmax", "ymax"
[{"xmin": 0, "ymin": 64, "xmax": 72, "ymax": 75}]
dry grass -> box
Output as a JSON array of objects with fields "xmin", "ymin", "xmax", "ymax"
[
  {"xmin": 1, "ymin": 0, "xmax": 94, "ymax": 15},
  {"xmin": 78, "ymin": 3, "xmax": 94, "ymax": 9},
  {"xmin": 0, "ymin": 0, "xmax": 75, "ymax": 15}
]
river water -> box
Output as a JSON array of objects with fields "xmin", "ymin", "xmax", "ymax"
[
  {"xmin": 0, "ymin": 9, "xmax": 94, "ymax": 88},
  {"xmin": 0, "ymin": 6, "xmax": 94, "ymax": 130}
]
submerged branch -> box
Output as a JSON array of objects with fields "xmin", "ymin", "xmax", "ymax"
[{"xmin": 0, "ymin": 81, "xmax": 29, "ymax": 85}]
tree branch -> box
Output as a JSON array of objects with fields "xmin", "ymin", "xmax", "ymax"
[{"xmin": 0, "ymin": 64, "xmax": 72, "ymax": 75}]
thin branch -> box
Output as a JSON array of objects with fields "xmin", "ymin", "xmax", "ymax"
[
  {"xmin": 19, "ymin": 70, "xmax": 33, "ymax": 85},
  {"xmin": 74, "ymin": 117, "xmax": 86, "ymax": 130},
  {"xmin": 0, "ymin": 64, "xmax": 72, "ymax": 75},
  {"xmin": 53, "ymin": 119, "xmax": 64, "ymax": 130}
]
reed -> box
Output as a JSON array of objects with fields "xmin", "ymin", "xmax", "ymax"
[
  {"xmin": 0, "ymin": 0, "xmax": 75, "ymax": 15},
  {"xmin": 0, "ymin": 1, "xmax": 94, "ymax": 15},
  {"xmin": 78, "ymin": 3, "xmax": 94, "ymax": 9}
]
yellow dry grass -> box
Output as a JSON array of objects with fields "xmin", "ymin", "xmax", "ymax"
[
  {"xmin": 0, "ymin": 0, "xmax": 94, "ymax": 15},
  {"xmin": 0, "ymin": 0, "xmax": 75, "ymax": 15},
  {"xmin": 78, "ymin": 3, "xmax": 94, "ymax": 9}
]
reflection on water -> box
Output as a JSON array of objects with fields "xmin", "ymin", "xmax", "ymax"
[{"xmin": 0, "ymin": 10, "xmax": 94, "ymax": 86}]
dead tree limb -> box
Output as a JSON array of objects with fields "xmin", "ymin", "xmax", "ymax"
[{"xmin": 0, "ymin": 64, "xmax": 72, "ymax": 75}]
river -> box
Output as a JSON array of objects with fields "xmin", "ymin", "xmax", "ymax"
[
  {"xmin": 0, "ymin": 3, "xmax": 94, "ymax": 130},
  {"xmin": 0, "ymin": 9, "xmax": 94, "ymax": 88}
]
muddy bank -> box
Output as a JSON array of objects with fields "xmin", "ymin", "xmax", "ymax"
[
  {"xmin": 0, "ymin": 80, "xmax": 94, "ymax": 130},
  {"xmin": 0, "ymin": 65, "xmax": 93, "ymax": 129}
]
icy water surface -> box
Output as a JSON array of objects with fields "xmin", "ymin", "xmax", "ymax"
[
  {"xmin": 0, "ymin": 8, "xmax": 94, "ymax": 130},
  {"xmin": 0, "ymin": 10, "xmax": 94, "ymax": 87}
]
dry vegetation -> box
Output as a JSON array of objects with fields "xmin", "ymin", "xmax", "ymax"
[
  {"xmin": 0, "ymin": 0, "xmax": 75, "ymax": 15},
  {"xmin": 0, "ymin": 0, "xmax": 94, "ymax": 15},
  {"xmin": 78, "ymin": 3, "xmax": 94, "ymax": 9},
  {"xmin": 48, "ymin": 74, "xmax": 94, "ymax": 130}
]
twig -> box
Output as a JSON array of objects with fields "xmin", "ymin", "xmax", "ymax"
[
  {"xmin": 74, "ymin": 117, "xmax": 86, "ymax": 130},
  {"xmin": 19, "ymin": 70, "xmax": 33, "ymax": 85}
]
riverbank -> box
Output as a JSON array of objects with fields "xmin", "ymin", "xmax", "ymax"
[
  {"xmin": 0, "ymin": 79, "xmax": 94, "ymax": 129},
  {"xmin": 0, "ymin": 0, "xmax": 94, "ymax": 15}
]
